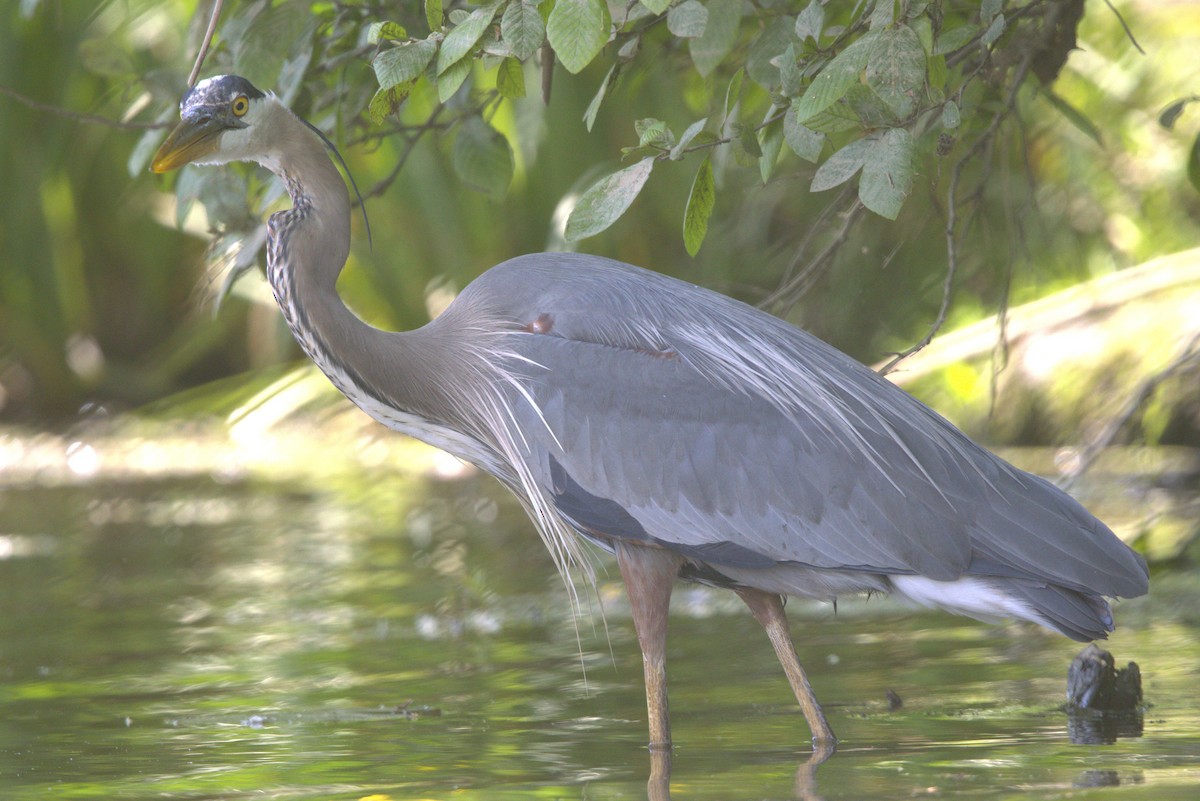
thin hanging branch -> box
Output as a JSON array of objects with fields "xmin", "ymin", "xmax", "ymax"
[
  {"xmin": 188, "ymin": 0, "xmax": 225, "ymax": 87},
  {"xmin": 0, "ymin": 84, "xmax": 169, "ymax": 130}
]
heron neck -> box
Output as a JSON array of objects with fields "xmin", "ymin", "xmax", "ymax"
[{"xmin": 263, "ymin": 106, "xmax": 447, "ymax": 423}]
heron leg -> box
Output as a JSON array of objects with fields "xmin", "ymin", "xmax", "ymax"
[
  {"xmin": 735, "ymin": 587, "xmax": 838, "ymax": 748},
  {"xmin": 615, "ymin": 541, "xmax": 684, "ymax": 751}
]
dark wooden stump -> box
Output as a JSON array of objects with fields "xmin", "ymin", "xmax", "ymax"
[{"xmin": 1066, "ymin": 643, "xmax": 1144, "ymax": 744}]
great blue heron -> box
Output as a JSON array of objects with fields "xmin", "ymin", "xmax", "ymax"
[{"xmin": 151, "ymin": 75, "xmax": 1149, "ymax": 751}]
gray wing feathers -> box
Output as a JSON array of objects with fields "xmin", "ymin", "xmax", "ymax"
[{"xmin": 463, "ymin": 254, "xmax": 1148, "ymax": 599}]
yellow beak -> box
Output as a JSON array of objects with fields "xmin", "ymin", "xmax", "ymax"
[{"xmin": 151, "ymin": 118, "xmax": 222, "ymax": 173}]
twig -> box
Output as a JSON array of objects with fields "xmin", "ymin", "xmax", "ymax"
[
  {"xmin": 359, "ymin": 105, "xmax": 447, "ymax": 202},
  {"xmin": 1062, "ymin": 329, "xmax": 1200, "ymax": 489},
  {"xmin": 1101, "ymin": 0, "xmax": 1146, "ymax": 55},
  {"xmin": 0, "ymin": 84, "xmax": 169, "ymax": 130},
  {"xmin": 762, "ymin": 190, "xmax": 864, "ymax": 312},
  {"xmin": 188, "ymin": 0, "xmax": 225, "ymax": 87}
]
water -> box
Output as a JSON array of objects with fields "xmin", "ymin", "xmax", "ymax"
[{"xmin": 1, "ymin": 433, "xmax": 1198, "ymax": 800}]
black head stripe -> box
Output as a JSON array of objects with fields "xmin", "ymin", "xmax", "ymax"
[{"xmin": 181, "ymin": 75, "xmax": 266, "ymax": 112}]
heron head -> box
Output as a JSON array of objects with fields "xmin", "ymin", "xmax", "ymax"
[{"xmin": 151, "ymin": 75, "xmax": 272, "ymax": 172}]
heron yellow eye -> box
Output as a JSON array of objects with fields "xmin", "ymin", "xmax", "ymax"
[{"xmin": 232, "ymin": 95, "xmax": 249, "ymax": 117}]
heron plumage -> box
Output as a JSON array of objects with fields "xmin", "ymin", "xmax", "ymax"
[{"xmin": 152, "ymin": 76, "xmax": 1149, "ymax": 748}]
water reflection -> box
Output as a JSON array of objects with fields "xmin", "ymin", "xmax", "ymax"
[{"xmin": 0, "ymin": 453, "xmax": 1197, "ymax": 799}]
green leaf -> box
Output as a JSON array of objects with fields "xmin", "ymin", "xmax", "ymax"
[
  {"xmin": 670, "ymin": 118, "xmax": 709, "ymax": 159},
  {"xmin": 1043, "ymin": 91, "xmax": 1103, "ymax": 146},
  {"xmin": 667, "ymin": 0, "xmax": 708, "ymax": 39},
  {"xmin": 982, "ymin": 13, "xmax": 1006, "ymax": 47},
  {"xmin": 866, "ymin": 24, "xmax": 926, "ymax": 120},
  {"xmin": 453, "ymin": 118, "xmax": 514, "ymax": 200},
  {"xmin": 683, "ymin": 156, "xmax": 715, "ymax": 256},
  {"xmin": 689, "ymin": 0, "xmax": 741, "ymax": 77},
  {"xmin": 496, "ymin": 56, "xmax": 526, "ymax": 98},
  {"xmin": 437, "ymin": 1, "xmax": 501, "ymax": 75},
  {"xmin": 778, "ymin": 43, "xmax": 802, "ymax": 97},
  {"xmin": 747, "ymin": 17, "xmax": 795, "ymax": 88},
  {"xmin": 869, "ymin": 0, "xmax": 894, "ymax": 28},
  {"xmin": 636, "ymin": 118, "xmax": 674, "ymax": 149},
  {"xmin": 438, "ymin": 55, "xmax": 473, "ymax": 102},
  {"xmin": 640, "ymin": 0, "xmax": 671, "ymax": 14},
  {"xmin": 934, "ymin": 25, "xmax": 978, "ymax": 55},
  {"xmin": 859, "ymin": 128, "xmax": 914, "ymax": 219},
  {"xmin": 941, "ymin": 100, "xmax": 960, "ymax": 130},
  {"xmin": 723, "ymin": 67, "xmax": 745, "ymax": 121},
  {"xmin": 758, "ymin": 113, "xmax": 785, "ymax": 183},
  {"xmin": 1188, "ymin": 133, "xmax": 1200, "ymax": 195},
  {"xmin": 784, "ymin": 105, "xmax": 824, "ymax": 162},
  {"xmin": 981, "ymin": 0, "xmax": 1002, "ymax": 24},
  {"xmin": 1160, "ymin": 96, "xmax": 1200, "ymax": 130},
  {"xmin": 368, "ymin": 82, "xmax": 415, "ymax": 124},
  {"xmin": 810, "ymin": 138, "xmax": 871, "ymax": 192},
  {"xmin": 583, "ymin": 64, "xmax": 618, "ymax": 131},
  {"xmin": 367, "ymin": 21, "xmax": 408, "ymax": 44},
  {"xmin": 426, "ymin": 0, "xmax": 443, "ymax": 31},
  {"xmin": 802, "ymin": 101, "xmax": 860, "ymax": 135},
  {"xmin": 795, "ymin": 0, "xmax": 824, "ymax": 44},
  {"xmin": 547, "ymin": 0, "xmax": 611, "ymax": 75},
  {"xmin": 501, "ymin": 1, "xmax": 545, "ymax": 60},
  {"xmin": 792, "ymin": 32, "xmax": 876, "ymax": 123},
  {"xmin": 927, "ymin": 54, "xmax": 947, "ymax": 92},
  {"xmin": 130, "ymin": 125, "xmax": 167, "ymax": 177},
  {"xmin": 232, "ymin": 1, "xmax": 314, "ymax": 89},
  {"xmin": 373, "ymin": 39, "xmax": 437, "ymax": 89},
  {"xmin": 565, "ymin": 157, "xmax": 655, "ymax": 241}
]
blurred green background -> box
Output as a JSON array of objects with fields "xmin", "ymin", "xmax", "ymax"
[{"xmin": 1, "ymin": 0, "xmax": 1198, "ymax": 442}]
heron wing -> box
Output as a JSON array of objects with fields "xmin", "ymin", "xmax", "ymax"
[{"xmin": 460, "ymin": 254, "xmax": 1147, "ymax": 597}]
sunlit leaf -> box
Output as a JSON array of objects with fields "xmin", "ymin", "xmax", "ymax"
[
  {"xmin": 670, "ymin": 118, "xmax": 709, "ymax": 160},
  {"xmin": 425, "ymin": 0, "xmax": 443, "ymax": 31},
  {"xmin": 547, "ymin": 0, "xmax": 611, "ymax": 75},
  {"xmin": 810, "ymin": 138, "xmax": 870, "ymax": 192},
  {"xmin": 368, "ymin": 82, "xmax": 415, "ymax": 124},
  {"xmin": 635, "ymin": 118, "xmax": 674, "ymax": 148},
  {"xmin": 784, "ymin": 106, "xmax": 824, "ymax": 162},
  {"xmin": 795, "ymin": 0, "xmax": 824, "ymax": 44},
  {"xmin": 373, "ymin": 39, "xmax": 436, "ymax": 89},
  {"xmin": 640, "ymin": 0, "xmax": 670, "ymax": 15},
  {"xmin": 565, "ymin": 157, "xmax": 655, "ymax": 241},
  {"xmin": 792, "ymin": 32, "xmax": 876, "ymax": 123},
  {"xmin": 437, "ymin": 56, "xmax": 473, "ymax": 102},
  {"xmin": 584, "ymin": 64, "xmax": 618, "ymax": 131},
  {"xmin": 689, "ymin": 0, "xmax": 741, "ymax": 77},
  {"xmin": 866, "ymin": 24, "xmax": 926, "ymax": 119},
  {"xmin": 667, "ymin": 0, "xmax": 708, "ymax": 39},
  {"xmin": 501, "ymin": 1, "xmax": 545, "ymax": 61},
  {"xmin": 496, "ymin": 57, "xmax": 526, "ymax": 98},
  {"xmin": 683, "ymin": 156, "xmax": 715, "ymax": 256},
  {"xmin": 437, "ymin": 1, "xmax": 501, "ymax": 75},
  {"xmin": 367, "ymin": 21, "xmax": 408, "ymax": 44},
  {"xmin": 859, "ymin": 128, "xmax": 914, "ymax": 220}
]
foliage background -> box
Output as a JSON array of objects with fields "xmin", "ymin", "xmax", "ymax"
[{"xmin": 1, "ymin": 0, "xmax": 1198, "ymax": 437}]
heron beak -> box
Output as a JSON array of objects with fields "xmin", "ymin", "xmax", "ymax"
[{"xmin": 151, "ymin": 118, "xmax": 222, "ymax": 173}]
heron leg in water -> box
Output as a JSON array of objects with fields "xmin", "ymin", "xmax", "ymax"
[
  {"xmin": 615, "ymin": 541, "xmax": 685, "ymax": 750},
  {"xmin": 736, "ymin": 587, "xmax": 838, "ymax": 748}
]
